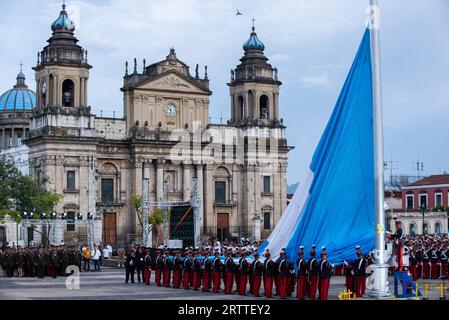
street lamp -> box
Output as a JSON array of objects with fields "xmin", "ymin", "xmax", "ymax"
[{"xmin": 421, "ymin": 204, "xmax": 427, "ymax": 235}]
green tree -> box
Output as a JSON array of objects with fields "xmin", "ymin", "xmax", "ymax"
[{"xmin": 0, "ymin": 155, "xmax": 61, "ymax": 243}]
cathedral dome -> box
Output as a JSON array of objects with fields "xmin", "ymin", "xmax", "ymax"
[
  {"xmin": 51, "ymin": 3, "xmax": 75, "ymax": 32},
  {"xmin": 0, "ymin": 71, "xmax": 36, "ymax": 111},
  {"xmin": 243, "ymin": 26, "xmax": 265, "ymax": 51}
]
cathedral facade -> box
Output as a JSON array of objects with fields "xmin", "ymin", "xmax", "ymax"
[{"xmin": 25, "ymin": 4, "xmax": 292, "ymax": 245}]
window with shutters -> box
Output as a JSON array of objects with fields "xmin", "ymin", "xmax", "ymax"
[
  {"xmin": 264, "ymin": 212, "xmax": 271, "ymax": 230},
  {"xmin": 66, "ymin": 171, "xmax": 76, "ymax": 191}
]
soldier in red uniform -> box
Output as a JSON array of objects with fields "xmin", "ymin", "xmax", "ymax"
[
  {"xmin": 202, "ymin": 249, "xmax": 212, "ymax": 292},
  {"xmin": 192, "ymin": 250, "xmax": 202, "ymax": 290},
  {"xmin": 307, "ymin": 245, "xmax": 319, "ymax": 300},
  {"xmin": 224, "ymin": 249, "xmax": 234, "ymax": 294},
  {"xmin": 410, "ymin": 246, "xmax": 419, "ymax": 281},
  {"xmin": 144, "ymin": 249, "xmax": 152, "ymax": 285},
  {"xmin": 430, "ymin": 247, "xmax": 440, "ymax": 279},
  {"xmin": 182, "ymin": 250, "xmax": 193, "ymax": 289},
  {"xmin": 353, "ymin": 248, "xmax": 367, "ymax": 297},
  {"xmin": 278, "ymin": 249, "xmax": 289, "ymax": 299},
  {"xmin": 318, "ymin": 250, "xmax": 333, "ymax": 300},
  {"xmin": 212, "ymin": 250, "xmax": 222, "ymax": 293},
  {"xmin": 173, "ymin": 249, "xmax": 183, "ymax": 288},
  {"xmin": 296, "ymin": 246, "xmax": 307, "ymax": 300},
  {"xmin": 155, "ymin": 249, "xmax": 163, "ymax": 286},
  {"xmin": 344, "ymin": 260, "xmax": 354, "ymax": 293},
  {"xmin": 238, "ymin": 250, "xmax": 249, "ymax": 295},
  {"xmin": 163, "ymin": 250, "xmax": 172, "ymax": 287},
  {"xmin": 234, "ymin": 250, "xmax": 242, "ymax": 292},
  {"xmin": 252, "ymin": 252, "xmax": 263, "ymax": 297},
  {"xmin": 422, "ymin": 248, "xmax": 430, "ymax": 279},
  {"xmin": 263, "ymin": 251, "xmax": 275, "ymax": 298},
  {"xmin": 441, "ymin": 246, "xmax": 448, "ymax": 278}
]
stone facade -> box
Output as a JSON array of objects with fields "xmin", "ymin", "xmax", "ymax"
[{"xmin": 24, "ymin": 6, "xmax": 292, "ymax": 245}]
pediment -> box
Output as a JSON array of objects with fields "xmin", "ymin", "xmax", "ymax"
[{"xmin": 137, "ymin": 72, "xmax": 209, "ymax": 94}]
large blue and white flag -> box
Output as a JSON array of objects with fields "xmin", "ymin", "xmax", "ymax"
[{"xmin": 259, "ymin": 29, "xmax": 375, "ymax": 265}]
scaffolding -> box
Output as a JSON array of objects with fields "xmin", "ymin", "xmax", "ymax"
[
  {"xmin": 20, "ymin": 219, "xmax": 96, "ymax": 248},
  {"xmin": 141, "ymin": 176, "xmax": 201, "ymax": 247}
]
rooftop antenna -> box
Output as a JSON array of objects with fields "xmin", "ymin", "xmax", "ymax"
[
  {"xmin": 383, "ymin": 155, "xmax": 398, "ymax": 188},
  {"xmin": 413, "ymin": 157, "xmax": 424, "ymax": 180}
]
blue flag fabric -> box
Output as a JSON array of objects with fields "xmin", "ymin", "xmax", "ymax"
[{"xmin": 260, "ymin": 29, "xmax": 375, "ymax": 265}]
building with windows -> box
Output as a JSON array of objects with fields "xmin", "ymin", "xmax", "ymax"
[
  {"xmin": 23, "ymin": 4, "xmax": 292, "ymax": 246},
  {"xmin": 388, "ymin": 174, "xmax": 449, "ymax": 235},
  {"xmin": 0, "ymin": 68, "xmax": 35, "ymax": 150}
]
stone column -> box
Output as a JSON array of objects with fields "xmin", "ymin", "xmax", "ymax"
[
  {"xmin": 80, "ymin": 77, "xmax": 85, "ymax": 107},
  {"xmin": 204, "ymin": 164, "xmax": 214, "ymax": 233},
  {"xmin": 84, "ymin": 77, "xmax": 88, "ymax": 107},
  {"xmin": 1, "ymin": 129, "xmax": 4, "ymax": 149},
  {"xmin": 156, "ymin": 160, "xmax": 164, "ymax": 202},
  {"xmin": 244, "ymin": 91, "xmax": 249, "ymax": 119},
  {"xmin": 182, "ymin": 162, "xmax": 191, "ymax": 201},
  {"xmin": 196, "ymin": 163, "xmax": 204, "ymax": 238},
  {"xmin": 279, "ymin": 163, "xmax": 288, "ymax": 219},
  {"xmin": 273, "ymin": 93, "xmax": 279, "ymax": 120},
  {"xmin": 53, "ymin": 75, "xmax": 58, "ymax": 106}
]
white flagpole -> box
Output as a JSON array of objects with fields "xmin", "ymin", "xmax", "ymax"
[{"xmin": 368, "ymin": 0, "xmax": 390, "ymax": 298}]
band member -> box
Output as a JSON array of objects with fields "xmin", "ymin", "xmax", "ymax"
[
  {"xmin": 422, "ymin": 248, "xmax": 430, "ymax": 279},
  {"xmin": 212, "ymin": 251, "xmax": 222, "ymax": 293},
  {"xmin": 234, "ymin": 250, "xmax": 242, "ymax": 292},
  {"xmin": 238, "ymin": 250, "xmax": 249, "ymax": 295},
  {"xmin": 296, "ymin": 246, "xmax": 307, "ymax": 300},
  {"xmin": 353, "ymin": 248, "xmax": 367, "ymax": 297},
  {"xmin": 307, "ymin": 245, "xmax": 320, "ymax": 300},
  {"xmin": 154, "ymin": 250, "xmax": 164, "ymax": 286},
  {"xmin": 202, "ymin": 249, "xmax": 212, "ymax": 292},
  {"xmin": 410, "ymin": 246, "xmax": 418, "ymax": 281},
  {"xmin": 144, "ymin": 249, "xmax": 152, "ymax": 285},
  {"xmin": 173, "ymin": 249, "xmax": 183, "ymax": 289},
  {"xmin": 344, "ymin": 260, "xmax": 354, "ymax": 292},
  {"xmin": 163, "ymin": 250, "xmax": 172, "ymax": 287},
  {"xmin": 48, "ymin": 249, "xmax": 58, "ymax": 278},
  {"xmin": 287, "ymin": 261, "xmax": 295, "ymax": 297},
  {"xmin": 318, "ymin": 250, "xmax": 333, "ymax": 300},
  {"xmin": 192, "ymin": 250, "xmax": 202, "ymax": 290},
  {"xmin": 183, "ymin": 250, "xmax": 193, "ymax": 289},
  {"xmin": 224, "ymin": 249, "xmax": 234, "ymax": 294},
  {"xmin": 263, "ymin": 251, "xmax": 275, "ymax": 298},
  {"xmin": 252, "ymin": 252, "xmax": 263, "ymax": 297},
  {"xmin": 441, "ymin": 247, "xmax": 448, "ymax": 277},
  {"xmin": 430, "ymin": 247, "xmax": 440, "ymax": 279},
  {"xmin": 278, "ymin": 249, "xmax": 289, "ymax": 299}
]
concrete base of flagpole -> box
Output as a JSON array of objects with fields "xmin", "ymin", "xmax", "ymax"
[{"xmin": 368, "ymin": 263, "xmax": 392, "ymax": 298}]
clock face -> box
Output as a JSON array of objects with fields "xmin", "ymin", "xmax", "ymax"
[{"xmin": 165, "ymin": 104, "xmax": 176, "ymax": 116}]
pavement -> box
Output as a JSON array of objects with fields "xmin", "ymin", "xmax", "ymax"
[{"xmin": 0, "ymin": 267, "xmax": 448, "ymax": 300}]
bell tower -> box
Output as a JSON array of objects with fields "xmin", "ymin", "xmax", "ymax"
[
  {"xmin": 228, "ymin": 21, "xmax": 282, "ymax": 127},
  {"xmin": 33, "ymin": 3, "xmax": 92, "ymax": 114}
]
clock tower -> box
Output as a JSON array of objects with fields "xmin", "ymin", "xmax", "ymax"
[
  {"xmin": 33, "ymin": 3, "xmax": 92, "ymax": 115},
  {"xmin": 122, "ymin": 48, "xmax": 212, "ymax": 136}
]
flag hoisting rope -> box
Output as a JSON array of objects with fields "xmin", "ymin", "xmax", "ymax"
[{"xmin": 368, "ymin": 0, "xmax": 390, "ymax": 298}]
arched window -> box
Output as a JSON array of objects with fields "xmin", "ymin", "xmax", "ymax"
[
  {"xmin": 238, "ymin": 96, "xmax": 245, "ymax": 118},
  {"xmin": 435, "ymin": 223, "xmax": 441, "ymax": 235},
  {"xmin": 259, "ymin": 95, "xmax": 269, "ymax": 119},
  {"xmin": 62, "ymin": 79, "xmax": 74, "ymax": 107},
  {"xmin": 410, "ymin": 223, "xmax": 416, "ymax": 235},
  {"xmin": 423, "ymin": 223, "xmax": 428, "ymax": 235}
]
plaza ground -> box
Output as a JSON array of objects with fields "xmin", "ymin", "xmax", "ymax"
[{"xmin": 1, "ymin": 267, "xmax": 447, "ymax": 300}]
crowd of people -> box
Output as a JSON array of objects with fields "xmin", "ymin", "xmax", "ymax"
[
  {"xmin": 0, "ymin": 242, "xmax": 115, "ymax": 278},
  {"xmin": 121, "ymin": 243, "xmax": 370, "ymax": 300},
  {"xmin": 386, "ymin": 225, "xmax": 449, "ymax": 281}
]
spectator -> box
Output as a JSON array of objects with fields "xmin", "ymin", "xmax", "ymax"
[
  {"xmin": 102, "ymin": 246, "xmax": 110, "ymax": 260},
  {"xmin": 91, "ymin": 245, "xmax": 102, "ymax": 272},
  {"xmin": 106, "ymin": 243, "xmax": 113, "ymax": 259},
  {"xmin": 81, "ymin": 244, "xmax": 91, "ymax": 272}
]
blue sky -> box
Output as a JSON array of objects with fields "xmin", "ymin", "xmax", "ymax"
[{"xmin": 1, "ymin": 0, "xmax": 448, "ymax": 185}]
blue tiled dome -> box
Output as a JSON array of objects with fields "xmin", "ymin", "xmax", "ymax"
[
  {"xmin": 243, "ymin": 27, "xmax": 265, "ymax": 51},
  {"xmin": 51, "ymin": 4, "xmax": 75, "ymax": 32},
  {"xmin": 0, "ymin": 72, "xmax": 36, "ymax": 111}
]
